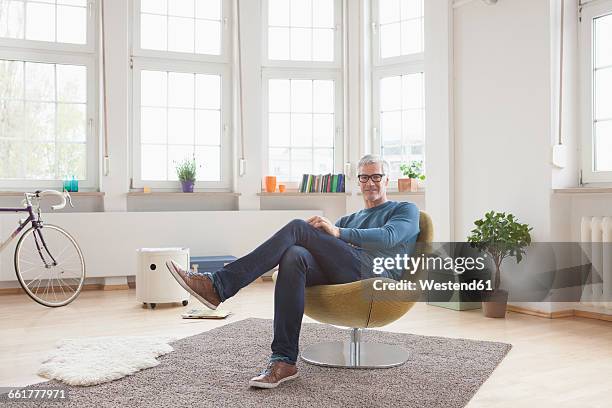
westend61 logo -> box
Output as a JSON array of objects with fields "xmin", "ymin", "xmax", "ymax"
[{"xmin": 372, "ymin": 253, "xmax": 486, "ymax": 275}]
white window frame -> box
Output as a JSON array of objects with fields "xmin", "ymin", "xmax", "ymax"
[
  {"xmin": 0, "ymin": 2, "xmax": 98, "ymax": 190},
  {"xmin": 371, "ymin": 0, "xmax": 425, "ymax": 188},
  {"xmin": 130, "ymin": 0, "xmax": 233, "ymax": 191},
  {"xmin": 262, "ymin": 68, "xmax": 344, "ymax": 188},
  {"xmin": 131, "ymin": 0, "xmax": 232, "ymax": 64},
  {"xmin": 261, "ymin": 0, "xmax": 343, "ymax": 69},
  {"xmin": 580, "ymin": 0, "xmax": 612, "ymax": 183},
  {"xmin": 131, "ymin": 58, "xmax": 232, "ymax": 190},
  {"xmin": 371, "ymin": 0, "xmax": 424, "ymax": 67},
  {"xmin": 0, "ymin": 0, "xmax": 98, "ymax": 54}
]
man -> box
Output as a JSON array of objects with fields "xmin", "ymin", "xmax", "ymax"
[{"xmin": 166, "ymin": 154, "xmax": 420, "ymax": 388}]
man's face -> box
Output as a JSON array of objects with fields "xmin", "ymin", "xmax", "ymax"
[{"xmin": 358, "ymin": 162, "xmax": 389, "ymax": 202}]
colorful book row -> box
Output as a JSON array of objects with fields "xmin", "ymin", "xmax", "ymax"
[{"xmin": 298, "ymin": 174, "xmax": 346, "ymax": 193}]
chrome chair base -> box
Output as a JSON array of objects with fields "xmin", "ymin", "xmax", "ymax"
[{"xmin": 301, "ymin": 328, "xmax": 408, "ymax": 368}]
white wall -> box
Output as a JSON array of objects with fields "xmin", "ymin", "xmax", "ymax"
[{"xmin": 453, "ymin": 0, "xmax": 553, "ymax": 241}]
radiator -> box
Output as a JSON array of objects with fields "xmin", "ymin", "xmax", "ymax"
[{"xmin": 580, "ymin": 216, "xmax": 612, "ymax": 310}]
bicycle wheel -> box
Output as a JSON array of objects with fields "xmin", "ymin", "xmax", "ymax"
[{"xmin": 14, "ymin": 224, "xmax": 86, "ymax": 307}]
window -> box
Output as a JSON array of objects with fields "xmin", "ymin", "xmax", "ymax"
[
  {"xmin": 0, "ymin": 0, "xmax": 97, "ymax": 189},
  {"xmin": 262, "ymin": 0, "xmax": 343, "ymax": 184},
  {"xmin": 373, "ymin": 0, "xmax": 424, "ymax": 64},
  {"xmin": 131, "ymin": 0, "xmax": 232, "ymax": 189},
  {"xmin": 372, "ymin": 0, "xmax": 425, "ymax": 184},
  {"xmin": 580, "ymin": 1, "xmax": 612, "ymax": 182}
]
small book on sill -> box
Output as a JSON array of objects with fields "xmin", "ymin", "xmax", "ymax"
[{"xmin": 181, "ymin": 308, "xmax": 231, "ymax": 319}]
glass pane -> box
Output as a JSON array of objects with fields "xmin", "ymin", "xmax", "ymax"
[
  {"xmin": 25, "ymin": 2, "xmax": 55, "ymax": 41},
  {"xmin": 141, "ymin": 14, "xmax": 167, "ymax": 50},
  {"xmin": 269, "ymin": 147, "xmax": 290, "ymax": 178},
  {"xmin": 57, "ymin": 143, "xmax": 86, "ymax": 179},
  {"xmin": 269, "ymin": 112, "xmax": 290, "ymax": 147},
  {"xmin": 268, "ymin": 27, "xmax": 290, "ymax": 60},
  {"xmin": 195, "ymin": 74, "xmax": 220, "ymax": 109},
  {"xmin": 291, "ymin": 113, "xmax": 313, "ymax": 147},
  {"xmin": 312, "ymin": 28, "xmax": 334, "ymax": 61},
  {"xmin": 291, "ymin": 80, "xmax": 312, "ymax": 112},
  {"xmin": 195, "ymin": 145, "xmax": 220, "ymax": 181},
  {"xmin": 290, "ymin": 0, "xmax": 311, "ymax": 27},
  {"xmin": 403, "ymin": 109, "xmax": 423, "ymax": 141},
  {"xmin": 26, "ymin": 142, "xmax": 55, "ymax": 179},
  {"xmin": 57, "ymin": 103, "xmax": 86, "ymax": 142},
  {"xmin": 141, "ymin": 107, "xmax": 167, "ymax": 144},
  {"xmin": 167, "ymin": 108, "xmax": 194, "ymax": 145},
  {"xmin": 0, "ymin": 100, "xmax": 24, "ymax": 139},
  {"xmin": 167, "ymin": 145, "xmax": 193, "ymax": 180},
  {"xmin": 57, "ymin": 64, "xmax": 87, "ymax": 103},
  {"xmin": 141, "ymin": 144, "xmax": 167, "ymax": 180},
  {"xmin": 291, "ymin": 148, "xmax": 312, "ymax": 180},
  {"xmin": 313, "ymin": 80, "xmax": 334, "ymax": 113},
  {"xmin": 25, "ymin": 102, "xmax": 55, "ymax": 141},
  {"xmin": 0, "ymin": 139, "xmax": 24, "ymax": 178},
  {"xmin": 401, "ymin": 0, "xmax": 422, "ymax": 20},
  {"xmin": 595, "ymin": 120, "xmax": 612, "ymax": 171},
  {"xmin": 195, "ymin": 20, "xmax": 221, "ymax": 55},
  {"xmin": 290, "ymin": 28, "xmax": 312, "ymax": 60},
  {"xmin": 313, "ymin": 113, "xmax": 333, "ymax": 147},
  {"xmin": 379, "ymin": 0, "xmax": 400, "ymax": 24},
  {"xmin": 381, "ymin": 111, "xmax": 401, "ymax": 144},
  {"xmin": 595, "ymin": 14, "xmax": 612, "ymax": 68},
  {"xmin": 312, "ymin": 0, "xmax": 334, "ymax": 28},
  {"xmin": 401, "ymin": 19, "xmax": 422, "ymax": 55},
  {"xmin": 313, "ymin": 148, "xmax": 333, "ymax": 174},
  {"xmin": 195, "ymin": 0, "xmax": 221, "ymax": 20},
  {"xmin": 0, "ymin": 60, "xmax": 24, "ymax": 99},
  {"xmin": 141, "ymin": 70, "xmax": 167, "ymax": 107},
  {"xmin": 57, "ymin": 5, "xmax": 86, "ymax": 44},
  {"xmin": 168, "ymin": 16, "xmax": 195, "ymax": 53},
  {"xmin": 141, "ymin": 0, "xmax": 167, "ymax": 14},
  {"xmin": 268, "ymin": 0, "xmax": 290, "ymax": 26},
  {"xmin": 380, "ymin": 23, "xmax": 400, "ymax": 59},
  {"xmin": 25, "ymin": 62, "xmax": 54, "ymax": 101},
  {"xmin": 595, "ymin": 68, "xmax": 612, "ymax": 119},
  {"xmin": 58, "ymin": 0, "xmax": 87, "ymax": 6},
  {"xmin": 195, "ymin": 109, "xmax": 220, "ymax": 145},
  {"xmin": 168, "ymin": 0, "xmax": 194, "ymax": 18},
  {"xmin": 268, "ymin": 79, "xmax": 290, "ymax": 112},
  {"xmin": 380, "ymin": 76, "xmax": 401, "ymax": 111},
  {"xmin": 0, "ymin": 0, "xmax": 25, "ymax": 39},
  {"xmin": 402, "ymin": 73, "xmax": 423, "ymax": 109},
  {"xmin": 168, "ymin": 72, "xmax": 194, "ymax": 108}
]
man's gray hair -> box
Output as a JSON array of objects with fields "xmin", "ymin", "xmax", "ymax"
[{"xmin": 358, "ymin": 154, "xmax": 389, "ymax": 175}]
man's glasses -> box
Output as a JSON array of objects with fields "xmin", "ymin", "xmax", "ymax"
[{"xmin": 358, "ymin": 174, "xmax": 385, "ymax": 183}]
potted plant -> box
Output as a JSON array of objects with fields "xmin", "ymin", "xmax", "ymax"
[
  {"xmin": 398, "ymin": 161, "xmax": 425, "ymax": 192},
  {"xmin": 467, "ymin": 211, "xmax": 532, "ymax": 318},
  {"xmin": 175, "ymin": 156, "xmax": 197, "ymax": 193}
]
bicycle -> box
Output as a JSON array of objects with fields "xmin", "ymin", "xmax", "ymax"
[{"xmin": 0, "ymin": 190, "xmax": 86, "ymax": 307}]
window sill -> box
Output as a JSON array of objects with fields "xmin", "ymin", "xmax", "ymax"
[
  {"xmin": 127, "ymin": 191, "xmax": 241, "ymax": 197},
  {"xmin": 553, "ymin": 187, "xmax": 612, "ymax": 194},
  {"xmin": 0, "ymin": 191, "xmax": 105, "ymax": 197},
  {"xmin": 257, "ymin": 192, "xmax": 351, "ymax": 197}
]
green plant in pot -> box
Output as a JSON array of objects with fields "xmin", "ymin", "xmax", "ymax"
[
  {"xmin": 175, "ymin": 156, "xmax": 198, "ymax": 193},
  {"xmin": 398, "ymin": 161, "xmax": 425, "ymax": 192},
  {"xmin": 467, "ymin": 211, "xmax": 532, "ymax": 318}
]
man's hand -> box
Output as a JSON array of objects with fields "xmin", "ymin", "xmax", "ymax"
[{"xmin": 307, "ymin": 215, "xmax": 340, "ymax": 238}]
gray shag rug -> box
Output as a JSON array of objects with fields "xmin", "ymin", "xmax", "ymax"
[{"xmin": 3, "ymin": 318, "xmax": 511, "ymax": 408}]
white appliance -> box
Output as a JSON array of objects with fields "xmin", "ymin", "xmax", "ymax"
[{"xmin": 136, "ymin": 247, "xmax": 190, "ymax": 309}]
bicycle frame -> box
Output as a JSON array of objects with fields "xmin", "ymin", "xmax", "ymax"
[{"xmin": 0, "ymin": 205, "xmax": 57, "ymax": 267}]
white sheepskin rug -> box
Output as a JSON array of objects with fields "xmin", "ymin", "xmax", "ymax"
[{"xmin": 38, "ymin": 335, "xmax": 176, "ymax": 386}]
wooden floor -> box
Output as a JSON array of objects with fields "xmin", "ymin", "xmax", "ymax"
[{"xmin": 1, "ymin": 281, "xmax": 611, "ymax": 408}]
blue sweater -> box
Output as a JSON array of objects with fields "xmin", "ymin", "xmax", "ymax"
[{"xmin": 335, "ymin": 201, "xmax": 420, "ymax": 277}]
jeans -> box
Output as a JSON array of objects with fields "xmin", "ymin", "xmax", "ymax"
[{"xmin": 208, "ymin": 219, "xmax": 378, "ymax": 364}]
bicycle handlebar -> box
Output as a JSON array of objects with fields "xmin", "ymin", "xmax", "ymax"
[{"xmin": 37, "ymin": 190, "xmax": 73, "ymax": 210}]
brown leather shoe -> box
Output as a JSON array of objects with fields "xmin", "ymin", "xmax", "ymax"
[
  {"xmin": 166, "ymin": 260, "xmax": 221, "ymax": 310},
  {"xmin": 249, "ymin": 361, "xmax": 299, "ymax": 389}
]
